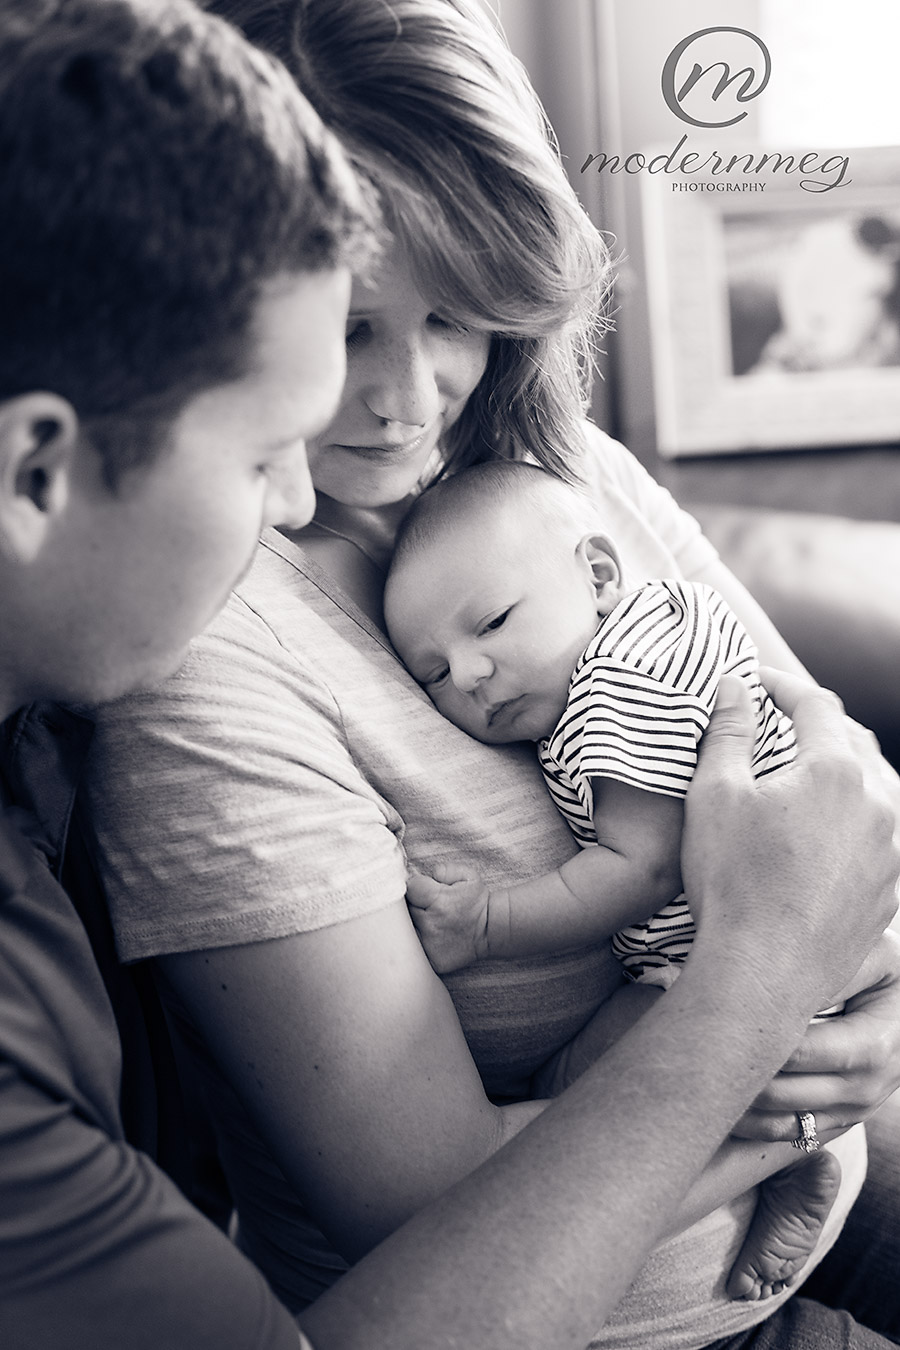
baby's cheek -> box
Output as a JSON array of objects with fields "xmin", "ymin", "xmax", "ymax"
[
  {"xmin": 433, "ymin": 689, "xmax": 487, "ymax": 742},
  {"xmin": 432, "ymin": 687, "xmax": 465, "ymax": 727}
]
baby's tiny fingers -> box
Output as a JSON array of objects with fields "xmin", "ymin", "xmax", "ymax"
[
  {"xmin": 406, "ymin": 868, "xmax": 445, "ymax": 909},
  {"xmin": 431, "ymin": 858, "xmax": 480, "ymax": 885}
]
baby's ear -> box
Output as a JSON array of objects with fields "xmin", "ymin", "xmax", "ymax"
[{"xmin": 576, "ymin": 533, "xmax": 627, "ymax": 615}]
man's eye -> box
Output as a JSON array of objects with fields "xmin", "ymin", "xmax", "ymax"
[{"xmin": 480, "ymin": 609, "xmax": 510, "ymax": 635}]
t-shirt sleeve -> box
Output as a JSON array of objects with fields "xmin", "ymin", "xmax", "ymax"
[
  {"xmin": 84, "ymin": 595, "xmax": 409, "ymax": 962},
  {"xmin": 581, "ymin": 422, "xmax": 719, "ymax": 580},
  {"xmin": 0, "ymin": 1075, "xmax": 301, "ymax": 1350},
  {"xmin": 567, "ymin": 656, "xmax": 709, "ymax": 800},
  {"xmin": 0, "ymin": 890, "xmax": 300, "ymax": 1350},
  {"xmin": 560, "ymin": 584, "xmax": 738, "ymax": 802}
]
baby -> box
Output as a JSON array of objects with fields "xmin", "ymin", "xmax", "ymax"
[{"xmin": 383, "ymin": 459, "xmax": 844, "ymax": 1304}]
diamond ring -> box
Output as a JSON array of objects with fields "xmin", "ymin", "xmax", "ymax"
[{"xmin": 791, "ymin": 1110, "xmax": 820, "ymax": 1153}]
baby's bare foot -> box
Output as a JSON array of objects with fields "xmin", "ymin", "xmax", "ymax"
[{"xmin": 726, "ymin": 1150, "xmax": 842, "ymax": 1301}]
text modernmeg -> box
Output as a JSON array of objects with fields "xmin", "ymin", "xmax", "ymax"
[{"xmin": 581, "ymin": 134, "xmax": 851, "ymax": 194}]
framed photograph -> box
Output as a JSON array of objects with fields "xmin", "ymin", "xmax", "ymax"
[{"xmin": 640, "ymin": 145, "xmax": 900, "ymax": 457}]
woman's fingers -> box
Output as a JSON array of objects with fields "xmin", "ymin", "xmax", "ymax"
[{"xmin": 732, "ymin": 933, "xmax": 900, "ymax": 1141}]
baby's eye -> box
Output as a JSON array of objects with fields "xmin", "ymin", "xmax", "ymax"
[
  {"xmin": 345, "ymin": 320, "xmax": 370, "ymax": 351},
  {"xmin": 424, "ymin": 666, "xmax": 450, "ymax": 689},
  {"xmin": 479, "ymin": 608, "xmax": 510, "ymax": 636}
]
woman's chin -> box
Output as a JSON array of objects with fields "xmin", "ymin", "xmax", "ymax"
[
  {"xmin": 315, "ymin": 474, "xmax": 426, "ymax": 512},
  {"xmin": 310, "ymin": 443, "xmax": 442, "ymax": 512}
]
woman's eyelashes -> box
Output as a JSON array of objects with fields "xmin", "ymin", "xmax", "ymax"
[
  {"xmin": 428, "ymin": 313, "xmax": 471, "ymax": 335},
  {"xmin": 344, "ymin": 313, "xmax": 471, "ymax": 351},
  {"xmin": 345, "ymin": 319, "xmax": 370, "ymax": 351}
]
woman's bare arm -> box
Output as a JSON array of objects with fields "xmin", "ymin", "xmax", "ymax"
[
  {"xmin": 159, "ymin": 902, "xmax": 547, "ymax": 1263},
  {"xmin": 689, "ymin": 556, "xmax": 810, "ymax": 674},
  {"xmin": 299, "ymin": 675, "xmax": 900, "ymax": 1350}
]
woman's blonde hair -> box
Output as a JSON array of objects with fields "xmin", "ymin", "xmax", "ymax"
[{"xmin": 206, "ymin": 0, "xmax": 612, "ymax": 482}]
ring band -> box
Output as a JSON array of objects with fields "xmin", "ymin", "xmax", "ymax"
[{"xmin": 791, "ymin": 1110, "xmax": 820, "ymax": 1153}]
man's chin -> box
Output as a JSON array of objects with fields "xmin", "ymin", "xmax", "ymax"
[{"xmin": 96, "ymin": 643, "xmax": 193, "ymax": 704}]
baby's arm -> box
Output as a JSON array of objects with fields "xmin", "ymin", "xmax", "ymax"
[{"xmin": 408, "ymin": 779, "xmax": 684, "ymax": 972}]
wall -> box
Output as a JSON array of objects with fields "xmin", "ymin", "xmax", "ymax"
[{"xmin": 498, "ymin": 0, "xmax": 766, "ymax": 452}]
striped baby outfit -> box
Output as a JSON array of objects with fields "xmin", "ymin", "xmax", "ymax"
[{"xmin": 539, "ymin": 579, "xmax": 796, "ymax": 985}]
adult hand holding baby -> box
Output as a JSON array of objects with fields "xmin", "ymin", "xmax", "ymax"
[
  {"xmin": 723, "ymin": 674, "xmax": 900, "ymax": 1146},
  {"xmin": 684, "ymin": 670, "xmax": 899, "ymax": 1031}
]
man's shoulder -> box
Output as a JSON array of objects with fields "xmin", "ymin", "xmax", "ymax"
[{"xmin": 0, "ymin": 704, "xmax": 94, "ymax": 874}]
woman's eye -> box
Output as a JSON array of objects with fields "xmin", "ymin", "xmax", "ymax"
[
  {"xmin": 345, "ymin": 320, "xmax": 370, "ymax": 351},
  {"xmin": 480, "ymin": 609, "xmax": 510, "ymax": 635},
  {"xmin": 428, "ymin": 313, "xmax": 469, "ymax": 335}
]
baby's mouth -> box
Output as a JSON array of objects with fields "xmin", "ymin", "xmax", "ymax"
[{"xmin": 487, "ymin": 696, "xmax": 520, "ymax": 729}]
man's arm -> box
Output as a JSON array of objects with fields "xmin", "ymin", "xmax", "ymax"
[
  {"xmin": 0, "ymin": 814, "xmax": 302, "ymax": 1350},
  {"xmin": 301, "ymin": 674, "xmax": 899, "ymax": 1350},
  {"xmin": 0, "ymin": 1073, "xmax": 302, "ymax": 1350}
]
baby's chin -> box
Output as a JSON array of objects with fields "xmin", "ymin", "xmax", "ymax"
[{"xmin": 468, "ymin": 711, "xmax": 558, "ymax": 747}]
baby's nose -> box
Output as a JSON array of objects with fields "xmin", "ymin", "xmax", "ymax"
[{"xmin": 451, "ymin": 650, "xmax": 493, "ymax": 694}]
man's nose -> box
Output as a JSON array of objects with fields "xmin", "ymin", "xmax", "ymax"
[{"xmin": 263, "ymin": 446, "xmax": 315, "ymax": 531}]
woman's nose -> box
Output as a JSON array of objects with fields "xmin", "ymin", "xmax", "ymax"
[
  {"xmin": 450, "ymin": 649, "xmax": 493, "ymax": 694},
  {"xmin": 364, "ymin": 337, "xmax": 441, "ymax": 428}
]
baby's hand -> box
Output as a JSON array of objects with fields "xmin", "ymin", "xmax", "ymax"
[{"xmin": 406, "ymin": 861, "xmax": 491, "ymax": 973}]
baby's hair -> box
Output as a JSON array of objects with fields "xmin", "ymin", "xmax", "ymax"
[
  {"xmin": 389, "ymin": 460, "xmax": 594, "ymax": 580},
  {"xmin": 0, "ymin": 0, "xmax": 374, "ymax": 486},
  {"xmin": 203, "ymin": 0, "xmax": 612, "ymax": 485}
]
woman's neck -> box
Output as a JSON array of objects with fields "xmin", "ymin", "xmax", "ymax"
[
  {"xmin": 279, "ymin": 492, "xmax": 417, "ymax": 629},
  {"xmin": 311, "ymin": 493, "xmax": 414, "ymax": 571}
]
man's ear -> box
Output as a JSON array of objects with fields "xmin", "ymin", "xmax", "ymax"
[
  {"xmin": 0, "ymin": 393, "xmax": 78, "ymax": 562},
  {"xmin": 576, "ymin": 532, "xmax": 627, "ymax": 615}
]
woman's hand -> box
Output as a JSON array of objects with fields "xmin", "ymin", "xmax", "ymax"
[{"xmin": 731, "ymin": 929, "xmax": 900, "ymax": 1142}]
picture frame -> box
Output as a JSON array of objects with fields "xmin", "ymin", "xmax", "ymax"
[{"xmin": 639, "ymin": 145, "xmax": 900, "ymax": 457}]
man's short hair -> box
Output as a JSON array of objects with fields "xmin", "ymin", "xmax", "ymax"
[{"xmin": 0, "ymin": 0, "xmax": 373, "ymax": 481}]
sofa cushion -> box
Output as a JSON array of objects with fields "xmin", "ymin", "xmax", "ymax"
[{"xmin": 693, "ymin": 505, "xmax": 900, "ymax": 762}]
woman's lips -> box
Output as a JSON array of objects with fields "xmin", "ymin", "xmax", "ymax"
[{"xmin": 332, "ymin": 425, "xmax": 433, "ymax": 464}]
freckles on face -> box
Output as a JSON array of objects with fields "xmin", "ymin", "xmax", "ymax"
[{"xmin": 305, "ymin": 250, "xmax": 491, "ymax": 507}]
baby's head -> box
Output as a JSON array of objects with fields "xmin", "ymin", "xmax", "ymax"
[{"xmin": 384, "ymin": 461, "xmax": 628, "ymax": 744}]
